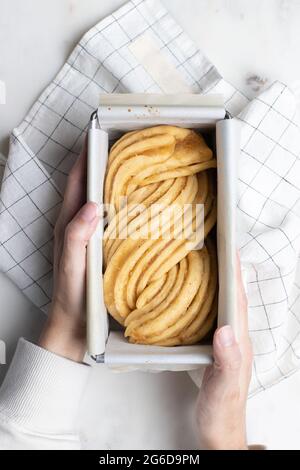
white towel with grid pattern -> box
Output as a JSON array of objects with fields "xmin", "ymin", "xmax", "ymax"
[{"xmin": 1, "ymin": 0, "xmax": 300, "ymax": 394}]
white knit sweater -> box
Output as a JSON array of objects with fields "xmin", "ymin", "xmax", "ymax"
[
  {"xmin": 0, "ymin": 339, "xmax": 266, "ymax": 450},
  {"xmin": 0, "ymin": 339, "xmax": 90, "ymax": 450}
]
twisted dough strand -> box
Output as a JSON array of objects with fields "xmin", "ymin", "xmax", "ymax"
[{"xmin": 103, "ymin": 126, "xmax": 218, "ymax": 346}]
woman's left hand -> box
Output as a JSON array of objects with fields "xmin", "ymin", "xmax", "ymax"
[{"xmin": 39, "ymin": 143, "xmax": 99, "ymax": 362}]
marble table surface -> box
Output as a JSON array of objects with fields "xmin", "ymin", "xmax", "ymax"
[{"xmin": 1, "ymin": 0, "xmax": 300, "ymax": 450}]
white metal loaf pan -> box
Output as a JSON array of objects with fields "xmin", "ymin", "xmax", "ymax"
[{"xmin": 86, "ymin": 94, "xmax": 240, "ymax": 371}]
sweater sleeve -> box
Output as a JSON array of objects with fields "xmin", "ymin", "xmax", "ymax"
[{"xmin": 0, "ymin": 338, "xmax": 91, "ymax": 450}]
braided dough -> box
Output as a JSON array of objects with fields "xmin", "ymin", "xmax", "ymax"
[{"xmin": 103, "ymin": 126, "xmax": 218, "ymax": 346}]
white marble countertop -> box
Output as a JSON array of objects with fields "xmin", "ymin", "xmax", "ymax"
[{"xmin": 1, "ymin": 0, "xmax": 300, "ymax": 450}]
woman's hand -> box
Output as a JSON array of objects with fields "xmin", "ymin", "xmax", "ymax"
[
  {"xmin": 39, "ymin": 144, "xmax": 99, "ymax": 362},
  {"xmin": 196, "ymin": 256, "xmax": 253, "ymax": 450}
]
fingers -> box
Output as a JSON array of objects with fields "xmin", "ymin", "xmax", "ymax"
[
  {"xmin": 43, "ymin": 201, "xmax": 98, "ymax": 362},
  {"xmin": 236, "ymin": 251, "xmax": 249, "ymax": 337},
  {"xmin": 196, "ymin": 325, "xmax": 248, "ymax": 450},
  {"xmin": 236, "ymin": 253, "xmax": 253, "ymax": 386},
  {"xmin": 54, "ymin": 141, "xmax": 88, "ymax": 271},
  {"xmin": 213, "ymin": 252, "xmax": 253, "ymax": 396},
  {"xmin": 58, "ymin": 140, "xmax": 88, "ymax": 228},
  {"xmin": 69, "ymin": 137, "xmax": 88, "ymax": 182},
  {"xmin": 60, "ymin": 202, "xmax": 99, "ymax": 277},
  {"xmin": 64, "ymin": 202, "xmax": 99, "ymax": 249},
  {"xmin": 213, "ymin": 326, "xmax": 242, "ymax": 376}
]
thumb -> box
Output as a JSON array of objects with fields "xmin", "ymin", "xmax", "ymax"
[
  {"xmin": 61, "ymin": 202, "xmax": 99, "ymax": 273},
  {"xmin": 64, "ymin": 202, "xmax": 99, "ymax": 245},
  {"xmin": 213, "ymin": 326, "xmax": 242, "ymax": 377}
]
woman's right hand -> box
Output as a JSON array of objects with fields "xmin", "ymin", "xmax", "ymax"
[{"xmin": 196, "ymin": 256, "xmax": 253, "ymax": 450}]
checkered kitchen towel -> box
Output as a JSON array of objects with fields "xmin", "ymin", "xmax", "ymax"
[{"xmin": 1, "ymin": 0, "xmax": 300, "ymax": 394}]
